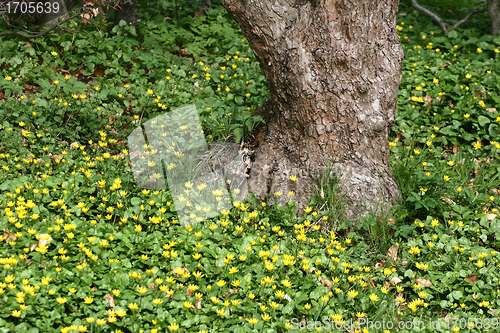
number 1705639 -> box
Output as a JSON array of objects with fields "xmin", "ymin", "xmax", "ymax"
[{"xmin": 1, "ymin": 2, "xmax": 60, "ymax": 14}]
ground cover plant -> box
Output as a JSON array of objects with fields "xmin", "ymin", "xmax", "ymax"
[{"xmin": 0, "ymin": 1, "xmax": 500, "ymax": 332}]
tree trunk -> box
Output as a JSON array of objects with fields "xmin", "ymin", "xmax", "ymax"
[
  {"xmin": 489, "ymin": 0, "xmax": 500, "ymax": 35},
  {"xmin": 193, "ymin": 0, "xmax": 212, "ymax": 17},
  {"xmin": 114, "ymin": 0, "xmax": 136, "ymax": 26},
  {"xmin": 220, "ymin": 0, "xmax": 403, "ymax": 222},
  {"xmin": 38, "ymin": 0, "xmax": 69, "ymax": 29}
]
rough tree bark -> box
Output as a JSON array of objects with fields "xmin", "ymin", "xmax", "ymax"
[
  {"xmin": 489, "ymin": 0, "xmax": 500, "ymax": 35},
  {"xmin": 220, "ymin": 0, "xmax": 403, "ymax": 222},
  {"xmin": 193, "ymin": 0, "xmax": 212, "ymax": 17},
  {"xmin": 113, "ymin": 0, "xmax": 136, "ymax": 26},
  {"xmin": 38, "ymin": 0, "xmax": 70, "ymax": 28}
]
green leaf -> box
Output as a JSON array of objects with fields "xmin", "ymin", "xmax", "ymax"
[
  {"xmin": 478, "ymin": 116, "xmax": 490, "ymax": 127},
  {"xmin": 131, "ymin": 197, "xmax": 142, "ymax": 206},
  {"xmin": 233, "ymin": 127, "xmax": 243, "ymax": 143},
  {"xmin": 489, "ymin": 123, "xmax": 499, "ymax": 137}
]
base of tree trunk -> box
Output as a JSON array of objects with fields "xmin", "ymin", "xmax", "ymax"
[{"xmin": 247, "ymin": 101, "xmax": 401, "ymax": 224}]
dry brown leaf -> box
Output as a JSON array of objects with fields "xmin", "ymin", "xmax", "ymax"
[
  {"xmin": 441, "ymin": 196, "xmax": 456, "ymax": 205},
  {"xmin": 464, "ymin": 274, "xmax": 478, "ymax": 283},
  {"xmin": 149, "ymin": 282, "xmax": 156, "ymax": 289},
  {"xmin": 318, "ymin": 277, "xmax": 332, "ymax": 290},
  {"xmin": 487, "ymin": 214, "xmax": 497, "ymax": 221},
  {"xmin": 387, "ymin": 243, "xmax": 399, "ymax": 262},
  {"xmin": 172, "ymin": 267, "xmax": 189, "ymax": 277},
  {"xmin": 486, "ymin": 108, "xmax": 496, "ymax": 113},
  {"xmin": 307, "ymin": 267, "xmax": 316, "ymax": 274},
  {"xmin": 229, "ymin": 288, "xmax": 239, "ymax": 295},
  {"xmin": 195, "ymin": 298, "xmax": 202, "ymax": 309},
  {"xmin": 424, "ymin": 95, "xmax": 432, "ymax": 102},
  {"xmin": 369, "ymin": 277, "xmax": 376, "ymax": 288},
  {"xmin": 91, "ymin": 286, "xmax": 97, "ymax": 291},
  {"xmin": 69, "ymin": 142, "xmax": 80, "ymax": 150},
  {"xmin": 389, "ymin": 276, "xmax": 402, "ymax": 286},
  {"xmin": 3, "ymin": 229, "xmax": 17, "ymax": 243},
  {"xmin": 30, "ymin": 234, "xmax": 53, "ymax": 252},
  {"xmin": 105, "ymin": 293, "xmax": 115, "ymax": 308},
  {"xmin": 186, "ymin": 288, "xmax": 194, "ymax": 297},
  {"xmin": 415, "ymin": 278, "xmax": 432, "ymax": 287},
  {"xmin": 375, "ymin": 259, "xmax": 386, "ymax": 268},
  {"xmin": 109, "ymin": 116, "xmax": 115, "ymax": 125}
]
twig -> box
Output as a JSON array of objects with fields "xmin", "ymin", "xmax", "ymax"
[
  {"xmin": 451, "ymin": 8, "xmax": 487, "ymax": 29},
  {"xmin": 0, "ymin": 10, "xmax": 82, "ymax": 38},
  {"xmin": 411, "ymin": 0, "xmax": 486, "ymax": 32},
  {"xmin": 411, "ymin": 0, "xmax": 450, "ymax": 32}
]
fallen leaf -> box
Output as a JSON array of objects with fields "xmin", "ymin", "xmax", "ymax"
[
  {"xmin": 195, "ymin": 298, "xmax": 202, "ymax": 309},
  {"xmin": 105, "ymin": 293, "xmax": 115, "ymax": 308},
  {"xmin": 387, "ymin": 243, "xmax": 399, "ymax": 262},
  {"xmin": 486, "ymin": 108, "xmax": 496, "ymax": 113},
  {"xmin": 3, "ymin": 229, "xmax": 17, "ymax": 243},
  {"xmin": 424, "ymin": 95, "xmax": 432, "ymax": 102},
  {"xmin": 464, "ymin": 274, "xmax": 478, "ymax": 283},
  {"xmin": 307, "ymin": 267, "xmax": 316, "ymax": 274},
  {"xmin": 30, "ymin": 234, "xmax": 53, "ymax": 252},
  {"xmin": 172, "ymin": 267, "xmax": 189, "ymax": 277},
  {"xmin": 441, "ymin": 195, "xmax": 456, "ymax": 205},
  {"xmin": 318, "ymin": 277, "xmax": 332, "ymax": 290},
  {"xmin": 69, "ymin": 142, "xmax": 80, "ymax": 150},
  {"xmin": 375, "ymin": 259, "xmax": 386, "ymax": 268},
  {"xmin": 487, "ymin": 214, "xmax": 497, "ymax": 221},
  {"xmin": 186, "ymin": 288, "xmax": 194, "ymax": 297},
  {"xmin": 415, "ymin": 278, "xmax": 432, "ymax": 287},
  {"xmin": 369, "ymin": 277, "xmax": 376, "ymax": 288},
  {"xmin": 389, "ymin": 276, "xmax": 402, "ymax": 286}
]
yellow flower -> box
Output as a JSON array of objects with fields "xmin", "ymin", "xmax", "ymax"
[
  {"xmin": 5, "ymin": 76, "xmax": 12, "ymax": 81},
  {"xmin": 57, "ymin": 297, "xmax": 67, "ymax": 304},
  {"xmin": 51, "ymin": 51, "xmax": 58, "ymax": 56},
  {"xmin": 128, "ymin": 303, "xmax": 139, "ymax": 310},
  {"xmin": 84, "ymin": 297, "xmax": 93, "ymax": 304},
  {"xmin": 137, "ymin": 286, "xmax": 147, "ymax": 294},
  {"xmin": 11, "ymin": 310, "xmax": 21, "ymax": 317},
  {"xmin": 304, "ymin": 303, "xmax": 311, "ymax": 309}
]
